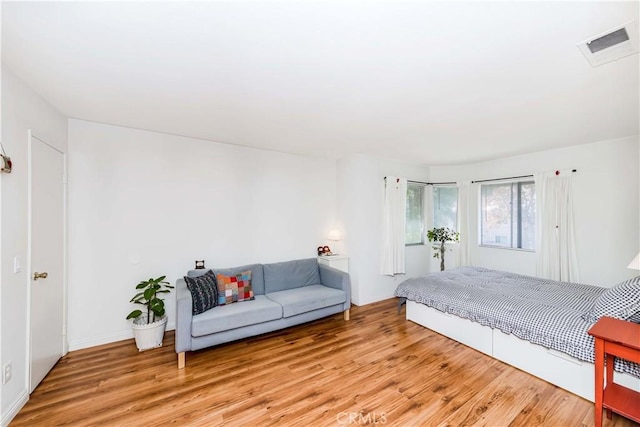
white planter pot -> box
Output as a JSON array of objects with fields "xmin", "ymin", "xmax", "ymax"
[{"xmin": 131, "ymin": 315, "xmax": 167, "ymax": 351}]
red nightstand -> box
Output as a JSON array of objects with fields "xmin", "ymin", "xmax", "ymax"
[{"xmin": 588, "ymin": 317, "xmax": 640, "ymax": 427}]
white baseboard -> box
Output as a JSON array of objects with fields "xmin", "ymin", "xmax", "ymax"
[
  {"xmin": 1, "ymin": 389, "xmax": 29, "ymax": 427},
  {"xmin": 68, "ymin": 321, "xmax": 175, "ymax": 351},
  {"xmin": 354, "ymin": 293, "xmax": 396, "ymax": 306}
]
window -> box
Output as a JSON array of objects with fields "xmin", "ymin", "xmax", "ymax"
[
  {"xmin": 433, "ymin": 186, "xmax": 458, "ymax": 230},
  {"xmin": 406, "ymin": 183, "xmax": 424, "ymax": 245},
  {"xmin": 480, "ymin": 181, "xmax": 535, "ymax": 250}
]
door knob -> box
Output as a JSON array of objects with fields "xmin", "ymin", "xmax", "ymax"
[{"xmin": 33, "ymin": 272, "xmax": 48, "ymax": 281}]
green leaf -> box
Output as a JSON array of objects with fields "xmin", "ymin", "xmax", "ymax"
[
  {"xmin": 129, "ymin": 292, "xmax": 144, "ymax": 301},
  {"xmin": 150, "ymin": 299, "xmax": 164, "ymax": 311},
  {"xmin": 126, "ymin": 309, "xmax": 142, "ymax": 320}
]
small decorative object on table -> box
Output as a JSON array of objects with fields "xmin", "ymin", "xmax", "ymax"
[
  {"xmin": 126, "ymin": 275, "xmax": 174, "ymax": 351},
  {"xmin": 317, "ymin": 245, "xmax": 333, "ymax": 256}
]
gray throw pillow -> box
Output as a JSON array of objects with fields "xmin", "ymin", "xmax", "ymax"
[
  {"xmin": 628, "ymin": 311, "xmax": 640, "ymax": 324},
  {"xmin": 582, "ymin": 276, "xmax": 640, "ymax": 323}
]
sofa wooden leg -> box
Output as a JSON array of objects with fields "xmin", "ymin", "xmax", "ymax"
[
  {"xmin": 178, "ymin": 352, "xmax": 186, "ymax": 369},
  {"xmin": 344, "ymin": 309, "xmax": 350, "ymax": 321}
]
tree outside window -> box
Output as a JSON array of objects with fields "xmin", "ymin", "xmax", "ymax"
[
  {"xmin": 406, "ymin": 183, "xmax": 424, "ymax": 245},
  {"xmin": 433, "ymin": 186, "xmax": 458, "ymax": 231},
  {"xmin": 481, "ymin": 181, "xmax": 535, "ymax": 250}
]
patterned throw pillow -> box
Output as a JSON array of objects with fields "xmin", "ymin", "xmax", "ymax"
[
  {"xmin": 628, "ymin": 311, "xmax": 640, "ymax": 324},
  {"xmin": 216, "ymin": 270, "xmax": 255, "ymax": 305},
  {"xmin": 184, "ymin": 270, "xmax": 218, "ymax": 315},
  {"xmin": 582, "ymin": 276, "xmax": 640, "ymax": 323}
]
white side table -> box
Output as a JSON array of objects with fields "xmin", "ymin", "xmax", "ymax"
[{"xmin": 318, "ymin": 254, "xmax": 349, "ymax": 273}]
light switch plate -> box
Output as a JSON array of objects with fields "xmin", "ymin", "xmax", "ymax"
[{"xmin": 13, "ymin": 256, "xmax": 21, "ymax": 274}]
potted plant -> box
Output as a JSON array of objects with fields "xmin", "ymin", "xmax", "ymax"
[
  {"xmin": 126, "ymin": 275, "xmax": 174, "ymax": 351},
  {"xmin": 427, "ymin": 227, "xmax": 460, "ymax": 271}
]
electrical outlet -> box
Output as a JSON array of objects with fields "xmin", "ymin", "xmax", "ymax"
[{"xmin": 2, "ymin": 362, "xmax": 12, "ymax": 384}]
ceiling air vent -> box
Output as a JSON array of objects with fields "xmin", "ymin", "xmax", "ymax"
[{"xmin": 577, "ymin": 21, "xmax": 639, "ymax": 67}]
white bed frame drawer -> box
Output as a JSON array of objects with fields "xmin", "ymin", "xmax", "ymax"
[
  {"xmin": 492, "ymin": 329, "xmax": 594, "ymax": 401},
  {"xmin": 406, "ymin": 300, "xmax": 640, "ymax": 403},
  {"xmin": 406, "ymin": 300, "xmax": 492, "ymax": 356}
]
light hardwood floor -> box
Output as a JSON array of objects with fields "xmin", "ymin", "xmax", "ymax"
[{"xmin": 11, "ymin": 299, "xmax": 638, "ymax": 426}]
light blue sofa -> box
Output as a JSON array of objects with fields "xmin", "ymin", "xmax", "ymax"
[{"xmin": 175, "ymin": 258, "xmax": 351, "ymax": 368}]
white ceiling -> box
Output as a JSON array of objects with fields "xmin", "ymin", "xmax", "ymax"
[{"xmin": 2, "ymin": 1, "xmax": 639, "ymax": 165}]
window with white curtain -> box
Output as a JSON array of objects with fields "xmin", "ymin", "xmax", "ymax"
[
  {"xmin": 480, "ymin": 181, "xmax": 535, "ymax": 250},
  {"xmin": 433, "ymin": 185, "xmax": 458, "ymax": 230},
  {"xmin": 405, "ymin": 183, "xmax": 424, "ymax": 245}
]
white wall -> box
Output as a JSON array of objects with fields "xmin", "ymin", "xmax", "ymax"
[
  {"xmin": 430, "ymin": 135, "xmax": 640, "ymax": 286},
  {"xmin": 337, "ymin": 154, "xmax": 430, "ymax": 305},
  {"xmin": 1, "ymin": 68, "xmax": 68, "ymax": 425},
  {"xmin": 2, "ymin": 68, "xmax": 639, "ymax": 427},
  {"xmin": 67, "ymin": 120, "xmax": 337, "ymax": 350}
]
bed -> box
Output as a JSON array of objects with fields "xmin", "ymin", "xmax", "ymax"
[{"xmin": 394, "ymin": 266, "xmax": 640, "ymax": 402}]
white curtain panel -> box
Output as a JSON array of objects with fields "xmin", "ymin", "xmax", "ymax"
[
  {"xmin": 534, "ymin": 170, "xmax": 579, "ymax": 282},
  {"xmin": 424, "ymin": 184, "xmax": 434, "ymax": 229},
  {"xmin": 424, "ymin": 184, "xmax": 434, "ymax": 270},
  {"xmin": 456, "ymin": 181, "xmax": 472, "ymax": 266},
  {"xmin": 381, "ymin": 176, "xmax": 407, "ymax": 276}
]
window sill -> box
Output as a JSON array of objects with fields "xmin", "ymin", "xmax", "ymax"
[{"xmin": 478, "ymin": 245, "xmax": 535, "ymax": 253}]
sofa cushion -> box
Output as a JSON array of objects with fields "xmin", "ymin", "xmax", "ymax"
[
  {"xmin": 188, "ymin": 264, "xmax": 265, "ymax": 295},
  {"xmin": 184, "ymin": 269, "xmax": 218, "ymax": 315},
  {"xmin": 191, "ymin": 295, "xmax": 282, "ymax": 337},
  {"xmin": 263, "ymin": 258, "xmax": 322, "ymax": 293},
  {"xmin": 266, "ymin": 284, "xmax": 346, "ymax": 318},
  {"xmin": 216, "ymin": 270, "xmax": 255, "ymax": 305}
]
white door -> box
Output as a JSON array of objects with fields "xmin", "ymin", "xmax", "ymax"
[{"xmin": 29, "ymin": 133, "xmax": 65, "ymax": 392}]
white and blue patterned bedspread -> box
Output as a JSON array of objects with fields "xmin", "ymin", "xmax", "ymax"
[{"xmin": 394, "ymin": 266, "xmax": 640, "ymax": 378}]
